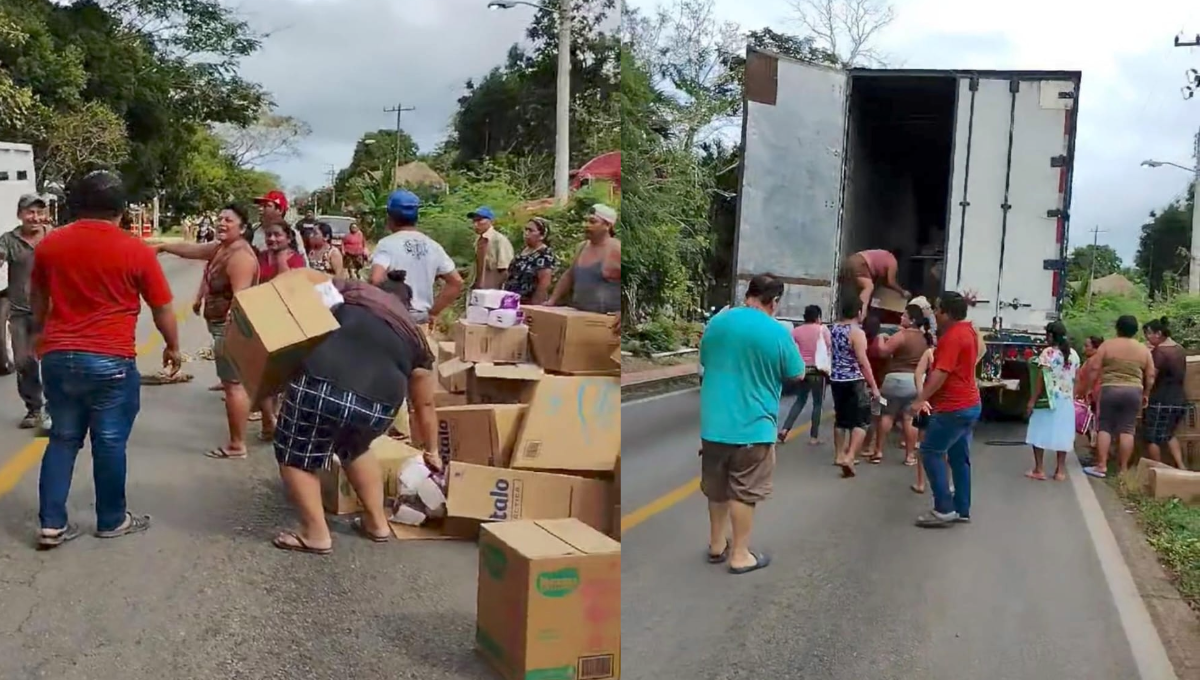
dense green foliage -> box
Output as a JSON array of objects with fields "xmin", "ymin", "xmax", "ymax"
[
  {"xmin": 1067, "ymin": 244, "xmax": 1122, "ymax": 282},
  {"xmin": 0, "ymin": 0, "xmax": 276, "ymax": 216}
]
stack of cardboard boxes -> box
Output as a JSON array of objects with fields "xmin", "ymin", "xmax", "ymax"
[{"xmin": 222, "ymin": 277, "xmax": 623, "ymax": 678}]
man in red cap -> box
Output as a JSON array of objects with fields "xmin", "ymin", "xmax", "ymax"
[{"xmin": 249, "ymin": 190, "xmax": 308, "ymax": 266}]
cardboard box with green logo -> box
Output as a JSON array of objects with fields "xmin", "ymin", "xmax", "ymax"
[{"xmin": 476, "ymin": 519, "xmax": 620, "ymax": 680}]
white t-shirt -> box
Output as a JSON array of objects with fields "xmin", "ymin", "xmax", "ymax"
[{"xmin": 371, "ymin": 230, "xmax": 456, "ymax": 313}]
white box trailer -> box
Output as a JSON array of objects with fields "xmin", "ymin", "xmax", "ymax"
[
  {"xmin": 731, "ymin": 47, "xmax": 1080, "ymax": 333},
  {"xmin": 0, "ymin": 141, "xmax": 37, "ymax": 295}
]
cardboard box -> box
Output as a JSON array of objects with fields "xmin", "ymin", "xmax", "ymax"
[
  {"xmin": 318, "ymin": 437, "xmax": 425, "ymax": 514},
  {"xmin": 476, "ymin": 519, "xmax": 620, "ymax": 680},
  {"xmin": 1186, "ymin": 355, "xmax": 1200, "ymax": 401},
  {"xmin": 510, "ymin": 376, "xmax": 621, "ymax": 473},
  {"xmin": 439, "ymin": 357, "xmax": 471, "ymax": 394},
  {"xmin": 446, "ymin": 462, "xmax": 611, "ymax": 533},
  {"xmin": 524, "ymin": 306, "xmax": 619, "ymax": 375},
  {"xmin": 611, "ymin": 506, "xmax": 621, "ymax": 541},
  {"xmin": 437, "ymin": 341, "xmax": 457, "ymax": 364},
  {"xmin": 1170, "ymin": 403, "xmax": 1200, "ymax": 437},
  {"xmin": 435, "ymin": 387, "xmax": 468, "ymax": 408},
  {"xmin": 435, "ymin": 404, "xmax": 527, "ymax": 468},
  {"xmin": 224, "ymin": 270, "xmax": 340, "ymax": 402},
  {"xmin": 1146, "ymin": 466, "xmax": 1200, "ymax": 504},
  {"xmin": 468, "ymin": 363, "xmax": 544, "ymax": 404},
  {"xmin": 455, "ymin": 320, "xmax": 529, "ymax": 363}
]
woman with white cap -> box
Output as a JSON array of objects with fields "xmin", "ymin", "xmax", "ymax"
[
  {"xmin": 908, "ymin": 295, "xmax": 937, "ymax": 341},
  {"xmin": 547, "ymin": 203, "xmax": 621, "ymax": 316}
]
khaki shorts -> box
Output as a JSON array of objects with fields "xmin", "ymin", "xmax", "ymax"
[{"xmin": 699, "ymin": 441, "xmax": 776, "ymax": 504}]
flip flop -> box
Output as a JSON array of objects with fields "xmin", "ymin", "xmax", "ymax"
[
  {"xmin": 272, "ymin": 531, "xmax": 332, "ymax": 555},
  {"xmin": 870, "ymin": 454, "xmax": 884, "ymax": 464},
  {"xmin": 36, "ymin": 522, "xmax": 81, "ymax": 550},
  {"xmin": 258, "ymin": 429, "xmax": 275, "ymax": 442},
  {"xmin": 1024, "ymin": 471, "xmax": 1047, "ymax": 480},
  {"xmin": 839, "ymin": 462, "xmax": 856, "ymax": 478},
  {"xmin": 205, "ymin": 447, "xmax": 247, "ymax": 460},
  {"xmin": 248, "ymin": 411, "xmax": 262, "ymax": 422},
  {"xmin": 1083, "ymin": 466, "xmax": 1107, "ymax": 479},
  {"xmin": 95, "ymin": 512, "xmax": 151, "ymax": 539},
  {"xmin": 706, "ymin": 543, "xmax": 730, "ymax": 564},
  {"xmin": 729, "ymin": 551, "xmax": 772, "ymax": 575},
  {"xmin": 904, "ymin": 457, "xmax": 917, "ymax": 467},
  {"xmin": 351, "ymin": 517, "xmax": 391, "ymax": 543},
  {"xmin": 910, "ymin": 484, "xmax": 925, "ymax": 494}
]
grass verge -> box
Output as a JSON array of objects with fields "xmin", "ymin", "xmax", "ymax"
[{"xmin": 1112, "ymin": 472, "xmax": 1200, "ymax": 612}]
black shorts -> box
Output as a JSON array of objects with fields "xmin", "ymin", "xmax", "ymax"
[{"xmin": 830, "ymin": 380, "xmax": 871, "ymax": 431}]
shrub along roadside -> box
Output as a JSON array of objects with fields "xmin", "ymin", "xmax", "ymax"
[{"xmin": 1113, "ymin": 475, "xmax": 1200, "ymax": 612}]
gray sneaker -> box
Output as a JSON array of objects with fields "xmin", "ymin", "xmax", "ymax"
[
  {"xmin": 18, "ymin": 410, "xmax": 42, "ymax": 429},
  {"xmin": 915, "ymin": 510, "xmax": 960, "ymax": 528}
]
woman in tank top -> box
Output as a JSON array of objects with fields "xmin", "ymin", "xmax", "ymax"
[
  {"xmin": 877, "ymin": 304, "xmax": 933, "ymax": 466},
  {"xmin": 303, "ymin": 221, "xmax": 346, "ymax": 278},
  {"xmin": 1142, "ymin": 317, "xmax": 1188, "ymax": 469},
  {"xmin": 1078, "ymin": 315, "xmax": 1155, "ymax": 478},
  {"xmin": 547, "ymin": 205, "xmax": 620, "ymax": 317},
  {"xmin": 828, "ymin": 296, "xmax": 880, "ymax": 476},
  {"xmin": 157, "ymin": 205, "xmax": 259, "ymax": 459}
]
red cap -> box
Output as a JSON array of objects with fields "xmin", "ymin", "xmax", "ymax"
[{"xmin": 253, "ymin": 190, "xmax": 288, "ymax": 215}]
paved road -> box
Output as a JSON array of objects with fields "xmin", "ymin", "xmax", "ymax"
[
  {"xmin": 621, "ymin": 389, "xmax": 1149, "ymax": 680},
  {"xmin": 0, "ymin": 258, "xmax": 491, "ymax": 680}
]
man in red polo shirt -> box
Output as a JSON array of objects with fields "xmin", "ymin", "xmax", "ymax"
[
  {"xmin": 910, "ymin": 291, "xmax": 982, "ymax": 528},
  {"xmin": 31, "ymin": 171, "xmax": 182, "ymax": 550}
]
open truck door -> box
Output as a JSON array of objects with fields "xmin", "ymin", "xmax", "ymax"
[{"xmin": 732, "ymin": 49, "xmax": 849, "ymax": 321}]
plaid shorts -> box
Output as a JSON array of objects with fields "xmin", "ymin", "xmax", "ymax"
[
  {"xmin": 273, "ymin": 372, "xmax": 398, "ymax": 472},
  {"xmin": 1141, "ymin": 403, "xmax": 1191, "ymax": 445}
]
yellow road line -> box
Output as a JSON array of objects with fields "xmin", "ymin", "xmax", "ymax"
[
  {"xmin": 0, "ymin": 305, "xmax": 191, "ymax": 499},
  {"xmin": 620, "ymin": 427, "xmax": 802, "ymax": 533}
]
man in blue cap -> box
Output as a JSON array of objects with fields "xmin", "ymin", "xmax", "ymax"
[
  {"xmin": 467, "ymin": 206, "xmax": 513, "ymax": 290},
  {"xmin": 369, "ymin": 190, "xmax": 463, "ymax": 325}
]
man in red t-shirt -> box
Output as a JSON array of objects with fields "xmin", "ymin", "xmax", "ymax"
[
  {"xmin": 31, "ymin": 171, "xmax": 182, "ymax": 550},
  {"xmin": 910, "ymin": 291, "xmax": 982, "ymax": 528}
]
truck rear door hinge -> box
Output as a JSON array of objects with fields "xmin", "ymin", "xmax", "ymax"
[
  {"xmin": 968, "ymin": 76, "xmax": 979, "ymax": 92},
  {"xmin": 1009, "ymin": 78, "xmax": 1021, "ymax": 93},
  {"xmin": 1046, "ymin": 208, "xmax": 1067, "ymax": 219},
  {"xmin": 1058, "ymin": 90, "xmax": 1075, "ymax": 100},
  {"xmin": 1042, "ymin": 259, "xmax": 1066, "ymax": 271},
  {"xmin": 1050, "ymin": 155, "xmax": 1067, "ymax": 168}
]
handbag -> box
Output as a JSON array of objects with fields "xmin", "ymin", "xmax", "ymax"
[
  {"xmin": 814, "ymin": 333, "xmax": 832, "ymax": 374},
  {"xmin": 1074, "ymin": 400, "xmax": 1094, "ymax": 435}
]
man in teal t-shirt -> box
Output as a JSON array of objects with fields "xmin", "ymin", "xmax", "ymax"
[{"xmin": 698, "ymin": 274, "xmax": 804, "ymax": 575}]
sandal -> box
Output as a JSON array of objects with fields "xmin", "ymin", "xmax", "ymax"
[
  {"xmin": 258, "ymin": 429, "xmax": 275, "ymax": 442},
  {"xmin": 904, "ymin": 456, "xmax": 917, "ymax": 467},
  {"xmin": 351, "ymin": 517, "xmax": 391, "ymax": 543},
  {"xmin": 272, "ymin": 530, "xmax": 332, "ymax": 555},
  {"xmin": 205, "ymin": 447, "xmax": 247, "ymax": 460},
  {"xmin": 870, "ymin": 453, "xmax": 884, "ymax": 464},
  {"xmin": 910, "ymin": 484, "xmax": 925, "ymax": 494},
  {"xmin": 95, "ymin": 512, "xmax": 151, "ymax": 539},
  {"xmin": 37, "ymin": 523, "xmax": 81, "ymax": 550},
  {"xmin": 729, "ymin": 551, "xmax": 772, "ymax": 575},
  {"xmin": 248, "ymin": 411, "xmax": 262, "ymax": 422},
  {"xmin": 707, "ymin": 543, "xmax": 730, "ymax": 564},
  {"xmin": 839, "ymin": 462, "xmax": 856, "ymax": 478}
]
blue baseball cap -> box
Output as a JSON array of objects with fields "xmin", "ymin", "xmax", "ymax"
[
  {"xmin": 386, "ymin": 189, "xmax": 420, "ymax": 219},
  {"xmin": 467, "ymin": 206, "xmax": 495, "ymax": 221}
]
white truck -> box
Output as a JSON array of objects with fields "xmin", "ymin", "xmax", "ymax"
[{"xmin": 731, "ymin": 48, "xmax": 1081, "ymax": 406}]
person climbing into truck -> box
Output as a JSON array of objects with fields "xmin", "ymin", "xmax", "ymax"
[{"xmin": 840, "ymin": 249, "xmax": 909, "ymax": 313}]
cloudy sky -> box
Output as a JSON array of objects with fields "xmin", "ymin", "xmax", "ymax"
[
  {"xmin": 632, "ymin": 0, "xmax": 1200, "ymax": 262},
  {"xmin": 232, "ymin": 0, "xmax": 551, "ymax": 192}
]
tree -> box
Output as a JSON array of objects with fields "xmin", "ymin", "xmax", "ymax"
[
  {"xmin": 333, "ymin": 129, "xmax": 419, "ymax": 200},
  {"xmin": 213, "ymin": 110, "xmax": 311, "ymax": 168},
  {"xmin": 1067, "ymin": 244, "xmax": 1122, "ymax": 283},
  {"xmin": 38, "ymin": 99, "xmax": 130, "ymax": 186},
  {"xmin": 449, "ymin": 0, "xmax": 620, "ymax": 182},
  {"xmin": 1134, "ymin": 185, "xmax": 1195, "ymax": 298},
  {"xmin": 788, "ymin": 0, "xmax": 896, "ymax": 66}
]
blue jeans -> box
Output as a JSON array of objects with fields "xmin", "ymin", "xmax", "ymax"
[
  {"xmin": 920, "ymin": 404, "xmax": 982, "ymax": 516},
  {"xmin": 39, "ymin": 351, "xmax": 141, "ymax": 532}
]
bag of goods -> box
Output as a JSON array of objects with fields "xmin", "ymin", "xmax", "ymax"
[
  {"xmin": 468, "ymin": 289, "xmax": 520, "ymax": 310},
  {"xmin": 389, "ymin": 457, "xmax": 448, "ymax": 526},
  {"xmin": 487, "ymin": 308, "xmax": 524, "ymax": 328}
]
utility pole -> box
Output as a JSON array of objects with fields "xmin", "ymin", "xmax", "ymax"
[
  {"xmin": 553, "ymin": 0, "xmax": 571, "ymax": 205},
  {"xmin": 325, "ymin": 164, "xmax": 337, "ymax": 213},
  {"xmin": 1085, "ymin": 225, "xmax": 1108, "ymax": 311},
  {"xmin": 1174, "ymin": 35, "xmax": 1200, "ymax": 293},
  {"xmin": 383, "ymin": 103, "xmax": 415, "ymax": 187}
]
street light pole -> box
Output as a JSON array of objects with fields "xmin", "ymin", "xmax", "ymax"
[
  {"xmin": 488, "ymin": 0, "xmax": 571, "ymax": 204},
  {"xmin": 1142, "ymin": 138, "xmax": 1200, "ymax": 294},
  {"xmin": 553, "ymin": 0, "xmax": 571, "ymax": 205}
]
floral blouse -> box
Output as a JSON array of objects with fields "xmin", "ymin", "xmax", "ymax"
[
  {"xmin": 502, "ymin": 246, "xmax": 557, "ymax": 302},
  {"xmin": 1037, "ymin": 346, "xmax": 1080, "ymax": 404}
]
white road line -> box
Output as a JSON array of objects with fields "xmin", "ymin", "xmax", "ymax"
[
  {"xmin": 621, "ymin": 387, "xmax": 700, "ymax": 408},
  {"xmin": 1066, "ymin": 454, "xmax": 1178, "ymax": 680}
]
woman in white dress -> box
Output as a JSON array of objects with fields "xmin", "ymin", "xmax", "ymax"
[{"xmin": 1024, "ymin": 321, "xmax": 1080, "ymax": 481}]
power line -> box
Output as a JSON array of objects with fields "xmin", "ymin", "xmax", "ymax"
[{"xmin": 1085, "ymin": 225, "xmax": 1109, "ymax": 312}]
